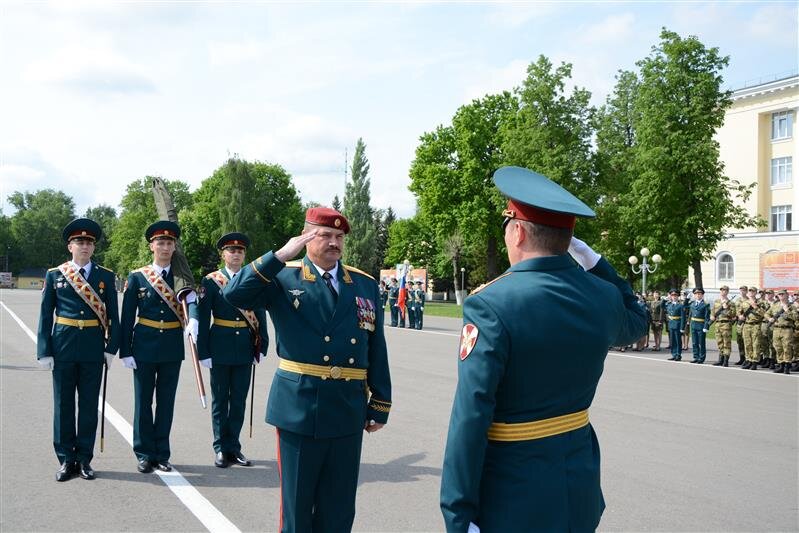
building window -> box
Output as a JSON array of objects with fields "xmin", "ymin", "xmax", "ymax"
[
  {"xmin": 771, "ymin": 111, "xmax": 793, "ymax": 140},
  {"xmin": 771, "ymin": 157, "xmax": 792, "ymax": 186},
  {"xmin": 717, "ymin": 253, "xmax": 734, "ymax": 282},
  {"xmin": 771, "ymin": 205, "xmax": 792, "ymax": 231}
]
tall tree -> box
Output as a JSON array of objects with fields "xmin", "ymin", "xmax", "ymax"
[
  {"xmin": 83, "ymin": 204, "xmax": 118, "ymax": 266},
  {"xmin": 630, "ymin": 29, "xmax": 761, "ymax": 289},
  {"xmin": 332, "ymin": 195, "xmax": 342, "ymax": 212},
  {"xmin": 342, "ymin": 138, "xmax": 377, "ymax": 274},
  {"xmin": 8, "ymin": 189, "xmax": 76, "ymax": 269},
  {"xmin": 0, "ymin": 210, "xmax": 15, "ymax": 273},
  {"xmin": 374, "ymin": 206, "xmax": 395, "ymax": 271}
]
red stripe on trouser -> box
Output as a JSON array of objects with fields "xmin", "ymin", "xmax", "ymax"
[{"xmin": 276, "ymin": 428, "xmax": 283, "ymax": 532}]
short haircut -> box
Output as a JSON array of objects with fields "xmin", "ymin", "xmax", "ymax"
[{"xmin": 518, "ymin": 220, "xmax": 572, "ymax": 255}]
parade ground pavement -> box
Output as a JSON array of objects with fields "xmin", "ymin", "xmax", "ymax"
[{"xmin": 1, "ymin": 288, "xmax": 797, "ymax": 532}]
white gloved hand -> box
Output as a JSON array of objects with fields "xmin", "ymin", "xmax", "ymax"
[
  {"xmin": 468, "ymin": 522, "xmax": 481, "ymax": 533},
  {"xmin": 702, "ymin": 328, "xmax": 708, "ymax": 333},
  {"xmin": 185, "ymin": 318, "xmax": 199, "ymax": 340},
  {"xmin": 568, "ymin": 237, "xmax": 601, "ymax": 271},
  {"xmin": 38, "ymin": 356, "xmax": 54, "ymax": 370},
  {"xmin": 182, "ymin": 290, "xmax": 197, "ymax": 304},
  {"xmin": 200, "ymin": 358, "xmax": 212, "ymax": 369},
  {"xmin": 253, "ymin": 353, "xmax": 264, "ymax": 365},
  {"xmin": 420, "ymin": 307, "xmax": 424, "ymax": 311},
  {"xmin": 104, "ymin": 353, "xmax": 115, "ymax": 367},
  {"xmin": 122, "ymin": 356, "xmax": 137, "ymax": 370}
]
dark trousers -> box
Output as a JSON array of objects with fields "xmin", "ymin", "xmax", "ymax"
[
  {"xmin": 691, "ymin": 328, "xmax": 707, "ymax": 362},
  {"xmin": 416, "ymin": 309, "xmax": 423, "ymax": 330},
  {"xmin": 668, "ymin": 328, "xmax": 682, "ymax": 359},
  {"xmin": 52, "ymin": 361, "xmax": 103, "ymax": 464},
  {"xmin": 276, "ymin": 428, "xmax": 363, "ymax": 533},
  {"xmin": 133, "ymin": 360, "xmax": 181, "ymax": 462},
  {"xmin": 407, "ymin": 307, "xmax": 417, "ymax": 329},
  {"xmin": 389, "ymin": 301, "xmax": 398, "ymax": 326},
  {"xmin": 211, "ymin": 363, "xmax": 252, "ymax": 453}
]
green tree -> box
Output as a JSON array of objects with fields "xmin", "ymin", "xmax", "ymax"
[
  {"xmin": 84, "ymin": 204, "xmax": 118, "ymax": 266},
  {"xmin": 342, "ymin": 138, "xmax": 378, "ymax": 275},
  {"xmin": 373, "ymin": 206, "xmax": 395, "ymax": 271},
  {"xmin": 105, "ymin": 178, "xmax": 192, "ymax": 277},
  {"xmin": 630, "ymin": 29, "xmax": 761, "ymax": 289},
  {"xmin": 0, "ymin": 210, "xmax": 17, "ymax": 273},
  {"xmin": 8, "ymin": 189, "xmax": 76, "ymax": 269},
  {"xmin": 332, "ymin": 195, "xmax": 342, "ymax": 212}
]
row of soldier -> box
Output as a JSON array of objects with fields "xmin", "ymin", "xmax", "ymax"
[
  {"xmin": 379, "ymin": 277, "xmax": 426, "ymax": 329},
  {"xmin": 632, "ymin": 286, "xmax": 798, "ymax": 373}
]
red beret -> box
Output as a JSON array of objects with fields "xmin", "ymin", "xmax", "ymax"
[{"xmin": 305, "ymin": 207, "xmax": 350, "ymax": 234}]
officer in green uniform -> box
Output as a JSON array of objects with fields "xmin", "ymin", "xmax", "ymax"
[
  {"xmin": 440, "ymin": 167, "xmax": 647, "ymax": 533},
  {"xmin": 737, "ymin": 287, "xmax": 764, "ymax": 370},
  {"xmin": 688, "ymin": 288, "xmax": 711, "ymax": 363},
  {"xmin": 120, "ymin": 221, "xmax": 198, "ymax": 473},
  {"xmin": 665, "ymin": 289, "xmax": 685, "ymax": 361},
  {"xmin": 194, "ymin": 232, "xmax": 268, "ymax": 468},
  {"xmin": 224, "ymin": 207, "xmax": 391, "ymax": 533},
  {"xmin": 407, "ymin": 282, "xmax": 418, "ymax": 330},
  {"xmin": 735, "ymin": 285, "xmax": 748, "ymax": 364},
  {"xmin": 387, "ymin": 277, "xmax": 399, "ymax": 327},
  {"xmin": 765, "ymin": 289, "xmax": 796, "ymax": 374},
  {"xmin": 37, "ymin": 218, "xmax": 120, "ymax": 481},
  {"xmin": 649, "ymin": 290, "xmax": 665, "ymax": 351},
  {"xmin": 414, "ymin": 280, "xmax": 426, "ymax": 330},
  {"xmin": 710, "ymin": 285, "xmax": 735, "ymax": 366}
]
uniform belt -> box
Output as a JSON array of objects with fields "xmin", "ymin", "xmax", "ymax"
[
  {"xmin": 690, "ymin": 317, "xmax": 705, "ymax": 322},
  {"xmin": 668, "ymin": 315, "xmax": 681, "ymax": 320},
  {"xmin": 487, "ymin": 409, "xmax": 589, "ymax": 442},
  {"xmin": 278, "ymin": 358, "xmax": 367, "ymax": 381},
  {"xmin": 773, "ymin": 325, "xmax": 794, "ymax": 329},
  {"xmin": 213, "ymin": 318, "xmax": 249, "ymax": 328},
  {"xmin": 55, "ymin": 316, "xmax": 100, "ymax": 329},
  {"xmin": 716, "ymin": 320, "xmax": 731, "ymax": 323},
  {"xmin": 137, "ymin": 318, "xmax": 182, "ymax": 329}
]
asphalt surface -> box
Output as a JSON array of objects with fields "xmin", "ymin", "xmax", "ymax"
[{"xmin": 1, "ymin": 288, "xmax": 797, "ymax": 532}]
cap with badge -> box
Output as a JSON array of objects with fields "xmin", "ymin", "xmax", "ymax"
[
  {"xmin": 217, "ymin": 232, "xmax": 250, "ymax": 250},
  {"xmin": 777, "ymin": 289, "xmax": 788, "ymax": 296},
  {"xmin": 305, "ymin": 207, "xmax": 350, "ymax": 234},
  {"xmin": 693, "ymin": 287, "xmax": 704, "ymax": 294},
  {"xmin": 719, "ymin": 285, "xmax": 729, "ymax": 291},
  {"xmin": 146, "ymin": 220, "xmax": 180, "ymax": 241},
  {"xmin": 63, "ymin": 218, "xmax": 102, "ymax": 243},
  {"xmin": 668, "ymin": 288, "xmax": 679, "ymax": 295},
  {"xmin": 748, "ymin": 286, "xmax": 758, "ymax": 292},
  {"xmin": 493, "ymin": 166, "xmax": 595, "ymax": 230},
  {"xmin": 765, "ymin": 289, "xmax": 774, "ymax": 295}
]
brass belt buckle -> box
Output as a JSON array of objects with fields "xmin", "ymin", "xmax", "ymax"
[
  {"xmin": 77, "ymin": 319, "xmax": 85, "ymax": 329},
  {"xmin": 329, "ymin": 366, "xmax": 342, "ymax": 379}
]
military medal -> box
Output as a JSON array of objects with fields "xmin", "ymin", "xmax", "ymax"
[
  {"xmin": 459, "ymin": 324, "xmax": 479, "ymax": 360},
  {"xmin": 356, "ymin": 297, "xmax": 376, "ymax": 331},
  {"xmin": 99, "ymin": 281, "xmax": 105, "ymax": 294},
  {"xmin": 289, "ymin": 289, "xmax": 304, "ymax": 309}
]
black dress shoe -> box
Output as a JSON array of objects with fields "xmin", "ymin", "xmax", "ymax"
[
  {"xmin": 742, "ymin": 361, "xmax": 751, "ymax": 369},
  {"xmin": 155, "ymin": 461, "xmax": 172, "ymax": 472},
  {"xmin": 78, "ymin": 462, "xmax": 95, "ymax": 480},
  {"xmin": 214, "ymin": 452, "xmax": 229, "ymax": 468},
  {"xmin": 56, "ymin": 461, "xmax": 76, "ymax": 482},
  {"xmin": 137, "ymin": 459, "xmax": 153, "ymax": 473},
  {"xmin": 228, "ymin": 451, "xmax": 252, "ymax": 467},
  {"xmin": 667, "ymin": 356, "xmax": 676, "ymax": 361}
]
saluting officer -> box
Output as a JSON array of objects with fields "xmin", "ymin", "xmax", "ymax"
[
  {"xmin": 414, "ymin": 280, "xmax": 426, "ymax": 330},
  {"xmin": 440, "ymin": 167, "xmax": 646, "ymax": 532},
  {"xmin": 737, "ymin": 286, "xmax": 764, "ymax": 370},
  {"xmin": 734, "ymin": 285, "xmax": 748, "ymax": 364},
  {"xmin": 194, "ymin": 232, "xmax": 268, "ymax": 468},
  {"xmin": 387, "ymin": 277, "xmax": 399, "ymax": 327},
  {"xmin": 765, "ymin": 289, "xmax": 796, "ymax": 374},
  {"xmin": 37, "ymin": 218, "xmax": 120, "ymax": 481},
  {"xmin": 224, "ymin": 207, "xmax": 391, "ymax": 533},
  {"xmin": 711, "ymin": 285, "xmax": 736, "ymax": 366},
  {"xmin": 120, "ymin": 221, "xmax": 198, "ymax": 473},
  {"xmin": 665, "ymin": 289, "xmax": 686, "ymax": 361}
]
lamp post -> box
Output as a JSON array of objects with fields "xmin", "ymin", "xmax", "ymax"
[
  {"xmin": 459, "ymin": 267, "xmax": 466, "ymax": 306},
  {"xmin": 628, "ymin": 247, "xmax": 662, "ymax": 294}
]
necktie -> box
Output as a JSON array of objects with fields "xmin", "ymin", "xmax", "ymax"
[
  {"xmin": 322, "ymin": 272, "xmax": 337, "ymax": 301},
  {"xmin": 79, "ymin": 268, "xmax": 86, "ymax": 279}
]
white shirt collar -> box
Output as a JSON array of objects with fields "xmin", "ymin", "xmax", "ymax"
[
  {"xmin": 70, "ymin": 261, "xmax": 92, "ymax": 278},
  {"xmin": 151, "ymin": 263, "xmax": 170, "ymax": 277},
  {"xmin": 311, "ymin": 261, "xmax": 339, "ymax": 291},
  {"xmin": 225, "ymin": 267, "xmax": 241, "ymax": 279}
]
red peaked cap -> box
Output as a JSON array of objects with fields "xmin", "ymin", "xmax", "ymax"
[
  {"xmin": 505, "ymin": 198, "xmax": 577, "ymax": 230},
  {"xmin": 305, "ymin": 207, "xmax": 350, "ymax": 234}
]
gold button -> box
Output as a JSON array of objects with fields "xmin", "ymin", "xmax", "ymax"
[
  {"xmin": 236, "ymin": 331, "xmax": 240, "ymax": 335},
  {"xmin": 324, "ymin": 336, "xmax": 331, "ymax": 342},
  {"xmin": 330, "ymin": 366, "xmax": 342, "ymax": 379},
  {"xmin": 159, "ymin": 329, "xmax": 164, "ymax": 333},
  {"xmin": 323, "ymin": 355, "xmax": 330, "ymax": 362},
  {"xmin": 321, "ymin": 375, "xmax": 328, "ymax": 380},
  {"xmin": 235, "ymin": 317, "xmax": 240, "ymax": 321},
  {"xmin": 160, "ymin": 310, "xmax": 164, "ymax": 314},
  {"xmin": 80, "ymin": 311, "xmax": 85, "ymax": 315},
  {"xmin": 348, "ymin": 358, "xmax": 355, "ymax": 364},
  {"xmin": 350, "ymin": 338, "xmax": 356, "ymax": 344}
]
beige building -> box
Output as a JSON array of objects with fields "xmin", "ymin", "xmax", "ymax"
[{"xmin": 689, "ymin": 74, "xmax": 798, "ymax": 294}]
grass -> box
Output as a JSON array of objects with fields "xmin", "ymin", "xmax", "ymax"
[{"xmin": 383, "ymin": 301, "xmax": 464, "ymax": 319}]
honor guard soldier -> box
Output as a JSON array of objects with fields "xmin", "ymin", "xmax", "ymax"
[
  {"xmin": 120, "ymin": 221, "xmax": 198, "ymax": 473},
  {"xmin": 665, "ymin": 289, "xmax": 686, "ymax": 361},
  {"xmin": 765, "ymin": 289, "xmax": 796, "ymax": 374},
  {"xmin": 407, "ymin": 282, "xmax": 418, "ymax": 330},
  {"xmin": 224, "ymin": 207, "xmax": 391, "ymax": 533},
  {"xmin": 440, "ymin": 167, "xmax": 647, "ymax": 533},
  {"xmin": 387, "ymin": 277, "xmax": 399, "ymax": 327},
  {"xmin": 737, "ymin": 287, "xmax": 764, "ymax": 370},
  {"xmin": 735, "ymin": 285, "xmax": 748, "ymax": 364},
  {"xmin": 378, "ymin": 280, "xmax": 388, "ymax": 318},
  {"xmin": 413, "ymin": 280, "xmax": 426, "ymax": 330},
  {"xmin": 688, "ymin": 288, "xmax": 711, "ymax": 363},
  {"xmin": 649, "ymin": 290, "xmax": 665, "ymax": 351},
  {"xmin": 37, "ymin": 218, "xmax": 120, "ymax": 481},
  {"xmin": 194, "ymin": 232, "xmax": 268, "ymax": 468},
  {"xmin": 710, "ymin": 285, "xmax": 736, "ymax": 366}
]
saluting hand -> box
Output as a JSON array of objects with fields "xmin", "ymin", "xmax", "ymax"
[{"xmin": 275, "ymin": 230, "xmax": 318, "ymax": 263}]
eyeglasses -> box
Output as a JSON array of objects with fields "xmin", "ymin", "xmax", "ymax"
[{"xmin": 501, "ymin": 209, "xmax": 515, "ymax": 231}]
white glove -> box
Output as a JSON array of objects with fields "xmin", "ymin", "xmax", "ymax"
[
  {"xmin": 702, "ymin": 328, "xmax": 708, "ymax": 333},
  {"xmin": 38, "ymin": 356, "xmax": 54, "ymax": 370},
  {"xmin": 122, "ymin": 356, "xmax": 137, "ymax": 369},
  {"xmin": 420, "ymin": 307, "xmax": 424, "ymax": 311},
  {"xmin": 182, "ymin": 290, "xmax": 197, "ymax": 304},
  {"xmin": 200, "ymin": 358, "xmax": 212, "ymax": 369},
  {"xmin": 253, "ymin": 353, "xmax": 264, "ymax": 365},
  {"xmin": 185, "ymin": 318, "xmax": 199, "ymax": 340},
  {"xmin": 568, "ymin": 237, "xmax": 601, "ymax": 271},
  {"xmin": 104, "ymin": 353, "xmax": 115, "ymax": 367},
  {"xmin": 468, "ymin": 523, "xmax": 481, "ymax": 533}
]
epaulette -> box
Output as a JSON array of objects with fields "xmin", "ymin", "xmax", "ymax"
[
  {"xmin": 98, "ymin": 265, "xmax": 114, "ymax": 273},
  {"xmin": 285, "ymin": 261, "xmax": 302, "ymax": 268},
  {"xmin": 469, "ymin": 272, "xmax": 513, "ymax": 296},
  {"xmin": 48, "ymin": 267, "xmax": 59, "ymax": 272},
  {"xmin": 343, "ymin": 265, "xmax": 375, "ymax": 281}
]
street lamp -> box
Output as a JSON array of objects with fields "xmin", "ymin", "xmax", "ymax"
[
  {"xmin": 628, "ymin": 247, "xmax": 662, "ymax": 294},
  {"xmin": 460, "ymin": 267, "xmax": 465, "ymax": 292}
]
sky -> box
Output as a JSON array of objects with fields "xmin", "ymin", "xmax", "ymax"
[{"xmin": 1, "ymin": 1, "xmax": 797, "ymax": 220}]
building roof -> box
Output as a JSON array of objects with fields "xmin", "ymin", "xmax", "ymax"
[{"xmin": 732, "ymin": 73, "xmax": 798, "ymax": 102}]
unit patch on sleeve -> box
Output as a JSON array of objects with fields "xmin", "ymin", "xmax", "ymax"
[{"xmin": 459, "ymin": 323, "xmax": 479, "ymax": 360}]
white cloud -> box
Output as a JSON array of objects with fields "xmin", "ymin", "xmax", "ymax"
[
  {"xmin": 576, "ymin": 12, "xmax": 636, "ymax": 46},
  {"xmin": 748, "ymin": 4, "xmax": 799, "ymax": 47}
]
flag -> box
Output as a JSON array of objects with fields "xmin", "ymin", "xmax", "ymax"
[{"xmin": 397, "ymin": 266, "xmax": 407, "ymax": 319}]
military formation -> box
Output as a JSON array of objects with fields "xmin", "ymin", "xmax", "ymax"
[{"xmin": 632, "ymin": 285, "xmax": 799, "ymax": 373}]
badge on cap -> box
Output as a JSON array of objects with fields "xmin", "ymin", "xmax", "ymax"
[
  {"xmin": 334, "ymin": 218, "xmax": 341, "ymax": 227},
  {"xmin": 459, "ymin": 324, "xmax": 479, "ymax": 360}
]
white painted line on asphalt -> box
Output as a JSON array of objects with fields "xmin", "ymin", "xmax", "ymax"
[{"xmin": 0, "ymin": 300, "xmax": 241, "ymax": 533}]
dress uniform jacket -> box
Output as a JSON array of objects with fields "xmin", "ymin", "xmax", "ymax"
[
  {"xmin": 665, "ymin": 300, "xmax": 686, "ymax": 332},
  {"xmin": 440, "ymin": 255, "xmax": 647, "ymax": 533},
  {"xmin": 224, "ymin": 253, "xmax": 392, "ymax": 438},
  {"xmin": 689, "ymin": 300, "xmax": 711, "ymax": 330}
]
